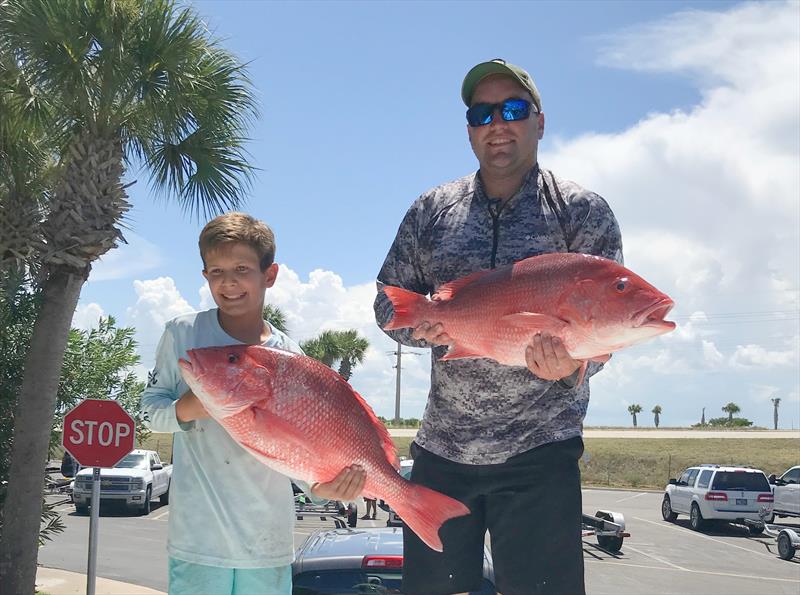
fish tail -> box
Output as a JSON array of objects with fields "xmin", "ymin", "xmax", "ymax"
[
  {"xmin": 393, "ymin": 483, "xmax": 470, "ymax": 552},
  {"xmin": 382, "ymin": 286, "xmax": 429, "ymax": 331}
]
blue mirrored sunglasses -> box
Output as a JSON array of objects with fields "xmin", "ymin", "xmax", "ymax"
[{"xmin": 466, "ymin": 98, "xmax": 535, "ymax": 127}]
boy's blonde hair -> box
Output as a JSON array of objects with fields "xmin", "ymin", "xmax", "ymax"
[{"xmin": 199, "ymin": 212, "xmax": 276, "ymax": 271}]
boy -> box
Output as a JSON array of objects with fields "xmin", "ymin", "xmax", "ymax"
[{"xmin": 142, "ymin": 212, "xmax": 365, "ymax": 594}]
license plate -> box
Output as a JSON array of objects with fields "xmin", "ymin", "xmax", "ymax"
[{"xmin": 736, "ymin": 498, "xmax": 747, "ymax": 505}]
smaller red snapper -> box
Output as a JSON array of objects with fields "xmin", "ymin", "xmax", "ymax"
[
  {"xmin": 178, "ymin": 345, "xmax": 470, "ymax": 552},
  {"xmin": 383, "ymin": 253, "xmax": 675, "ymax": 383}
]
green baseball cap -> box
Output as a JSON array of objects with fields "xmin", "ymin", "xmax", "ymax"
[{"xmin": 461, "ymin": 58, "xmax": 542, "ymax": 112}]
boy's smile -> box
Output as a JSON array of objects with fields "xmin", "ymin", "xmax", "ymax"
[{"xmin": 203, "ymin": 242, "xmax": 277, "ymax": 324}]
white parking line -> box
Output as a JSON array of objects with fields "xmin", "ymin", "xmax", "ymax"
[
  {"xmin": 150, "ymin": 510, "xmax": 170, "ymax": 521},
  {"xmin": 615, "ymin": 492, "xmax": 648, "ymax": 503},
  {"xmin": 585, "ymin": 559, "xmax": 800, "ymax": 583},
  {"xmin": 633, "ymin": 516, "xmax": 776, "ymax": 559},
  {"xmin": 623, "ymin": 545, "xmax": 688, "ymax": 571}
]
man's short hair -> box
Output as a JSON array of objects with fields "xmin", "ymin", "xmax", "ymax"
[{"xmin": 199, "ymin": 212, "xmax": 276, "ymax": 271}]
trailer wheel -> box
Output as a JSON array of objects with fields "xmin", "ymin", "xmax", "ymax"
[
  {"xmin": 778, "ymin": 531, "xmax": 796, "ymax": 560},
  {"xmin": 597, "ymin": 535, "xmax": 624, "ymax": 552}
]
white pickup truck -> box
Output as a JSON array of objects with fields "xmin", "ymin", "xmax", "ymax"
[{"xmin": 72, "ymin": 449, "xmax": 172, "ymax": 515}]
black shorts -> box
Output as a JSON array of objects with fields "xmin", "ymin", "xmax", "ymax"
[{"xmin": 402, "ymin": 437, "xmax": 585, "ymax": 595}]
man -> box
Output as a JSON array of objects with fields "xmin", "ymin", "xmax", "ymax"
[{"xmin": 373, "ymin": 59, "xmax": 623, "ymax": 595}]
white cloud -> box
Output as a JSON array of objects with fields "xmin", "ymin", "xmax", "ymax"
[
  {"xmin": 729, "ymin": 342, "xmax": 799, "ymax": 369},
  {"xmin": 90, "ymin": 232, "xmax": 163, "ymax": 281},
  {"xmin": 71, "ymin": 302, "xmax": 105, "ymax": 330},
  {"xmin": 543, "ymin": 0, "xmax": 799, "ymax": 427},
  {"xmin": 127, "ymin": 277, "xmax": 195, "ymax": 367}
]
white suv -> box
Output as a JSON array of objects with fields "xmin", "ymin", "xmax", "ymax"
[
  {"xmin": 769, "ymin": 466, "xmax": 800, "ymax": 520},
  {"xmin": 661, "ymin": 465, "xmax": 773, "ymax": 534}
]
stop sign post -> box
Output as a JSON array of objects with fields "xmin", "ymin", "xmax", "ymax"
[{"xmin": 62, "ymin": 399, "xmax": 135, "ymax": 595}]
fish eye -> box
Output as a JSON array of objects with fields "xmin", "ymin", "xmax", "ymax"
[
  {"xmin": 615, "ymin": 279, "xmax": 628, "ymax": 292},
  {"xmin": 227, "ymin": 353, "xmax": 238, "ymax": 363}
]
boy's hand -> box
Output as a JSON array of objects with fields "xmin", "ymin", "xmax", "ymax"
[
  {"xmin": 311, "ymin": 465, "xmax": 366, "ymax": 501},
  {"xmin": 176, "ymin": 391, "xmax": 210, "ymax": 422}
]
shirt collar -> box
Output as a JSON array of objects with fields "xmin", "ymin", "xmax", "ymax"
[{"xmin": 472, "ymin": 163, "xmax": 541, "ymax": 205}]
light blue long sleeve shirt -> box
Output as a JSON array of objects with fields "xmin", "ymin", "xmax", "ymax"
[{"xmin": 141, "ymin": 309, "xmax": 303, "ymax": 568}]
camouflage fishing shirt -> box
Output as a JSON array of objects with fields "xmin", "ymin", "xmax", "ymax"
[{"xmin": 374, "ymin": 164, "xmax": 623, "ymax": 465}]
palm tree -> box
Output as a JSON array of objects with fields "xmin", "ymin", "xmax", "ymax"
[
  {"xmin": 263, "ymin": 304, "xmax": 288, "ymax": 334},
  {"xmin": 722, "ymin": 402, "xmax": 741, "ymax": 423},
  {"xmin": 301, "ymin": 330, "xmax": 343, "ymax": 367},
  {"xmin": 301, "ymin": 329, "xmax": 370, "ymax": 380},
  {"xmin": 0, "ymin": 2, "xmax": 256, "ymax": 590},
  {"xmin": 627, "ymin": 404, "xmax": 642, "ymax": 428},
  {"xmin": 771, "ymin": 397, "xmax": 781, "ymax": 430},
  {"xmin": 335, "ymin": 330, "xmax": 369, "ymax": 381},
  {"xmin": 652, "ymin": 405, "xmax": 662, "ymax": 428}
]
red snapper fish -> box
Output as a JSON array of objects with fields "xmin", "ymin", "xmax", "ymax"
[
  {"xmin": 178, "ymin": 345, "xmax": 469, "ymax": 552},
  {"xmin": 383, "ymin": 253, "xmax": 675, "ymax": 383}
]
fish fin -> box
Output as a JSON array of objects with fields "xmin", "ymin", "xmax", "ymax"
[
  {"xmin": 573, "ymin": 354, "xmax": 610, "ymax": 387},
  {"xmin": 500, "ymin": 312, "xmax": 568, "ymax": 334},
  {"xmin": 383, "ymin": 286, "xmax": 429, "ymax": 331},
  {"xmin": 433, "ymin": 268, "xmax": 493, "ymax": 301},
  {"xmin": 349, "ymin": 386, "xmax": 399, "ymax": 468},
  {"xmin": 391, "ymin": 483, "xmax": 471, "ymax": 552},
  {"xmin": 439, "ymin": 343, "xmax": 486, "ymax": 360}
]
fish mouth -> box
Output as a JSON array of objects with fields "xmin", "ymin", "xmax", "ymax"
[{"xmin": 634, "ymin": 298, "xmax": 676, "ymax": 330}]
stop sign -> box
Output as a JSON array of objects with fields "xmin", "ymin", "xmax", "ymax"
[{"xmin": 62, "ymin": 399, "xmax": 135, "ymax": 468}]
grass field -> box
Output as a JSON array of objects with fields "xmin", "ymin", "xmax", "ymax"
[{"xmin": 141, "ymin": 433, "xmax": 799, "ymax": 491}]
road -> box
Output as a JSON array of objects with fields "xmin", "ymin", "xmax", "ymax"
[
  {"xmin": 40, "ymin": 489, "xmax": 800, "ymax": 594},
  {"xmin": 388, "ymin": 429, "xmax": 800, "ymax": 439}
]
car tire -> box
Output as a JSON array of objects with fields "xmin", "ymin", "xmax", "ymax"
[
  {"xmin": 689, "ymin": 503, "xmax": 706, "ymax": 531},
  {"xmin": 348, "ymin": 509, "xmax": 358, "ymax": 528},
  {"xmin": 140, "ymin": 486, "xmax": 152, "ymax": 516},
  {"xmin": 75, "ymin": 504, "xmax": 89, "ymax": 515},
  {"xmin": 661, "ymin": 496, "xmax": 678, "ymax": 522},
  {"xmin": 597, "ymin": 535, "xmax": 624, "ymax": 552},
  {"xmin": 159, "ymin": 482, "xmax": 170, "ymax": 505},
  {"xmin": 778, "ymin": 531, "xmax": 796, "ymax": 560}
]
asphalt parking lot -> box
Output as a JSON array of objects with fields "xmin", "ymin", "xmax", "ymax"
[{"xmin": 40, "ymin": 489, "xmax": 800, "ymax": 594}]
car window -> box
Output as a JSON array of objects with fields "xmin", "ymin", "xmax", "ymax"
[
  {"xmin": 696, "ymin": 469, "xmax": 713, "ymax": 489},
  {"xmin": 678, "ymin": 470, "xmax": 692, "ymax": 485},
  {"xmin": 782, "ymin": 468, "xmax": 800, "ymax": 484},
  {"xmin": 711, "ymin": 471, "xmax": 770, "ymax": 491},
  {"xmin": 686, "ymin": 469, "xmax": 700, "ymax": 487}
]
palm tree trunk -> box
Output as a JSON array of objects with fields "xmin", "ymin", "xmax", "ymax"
[{"xmin": 0, "ymin": 265, "xmax": 88, "ymax": 593}]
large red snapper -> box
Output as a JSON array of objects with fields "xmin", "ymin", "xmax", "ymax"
[
  {"xmin": 178, "ymin": 345, "xmax": 469, "ymax": 552},
  {"xmin": 383, "ymin": 253, "xmax": 675, "ymax": 382}
]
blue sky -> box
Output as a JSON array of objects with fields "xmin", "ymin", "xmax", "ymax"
[{"xmin": 74, "ymin": 0, "xmax": 800, "ymax": 429}]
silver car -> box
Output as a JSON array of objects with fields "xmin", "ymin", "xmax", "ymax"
[{"xmin": 292, "ymin": 526, "xmax": 496, "ymax": 594}]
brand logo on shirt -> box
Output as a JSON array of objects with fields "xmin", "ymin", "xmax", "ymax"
[{"xmin": 147, "ymin": 369, "xmax": 158, "ymax": 387}]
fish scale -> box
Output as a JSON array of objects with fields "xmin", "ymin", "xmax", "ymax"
[
  {"xmin": 179, "ymin": 345, "xmax": 470, "ymax": 552},
  {"xmin": 384, "ymin": 252, "xmax": 676, "ymax": 381}
]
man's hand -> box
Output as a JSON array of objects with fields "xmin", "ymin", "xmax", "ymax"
[
  {"xmin": 311, "ymin": 465, "xmax": 367, "ymax": 501},
  {"xmin": 175, "ymin": 391, "xmax": 210, "ymax": 423},
  {"xmin": 525, "ymin": 333, "xmax": 581, "ymax": 381},
  {"xmin": 411, "ymin": 322, "xmax": 451, "ymax": 346}
]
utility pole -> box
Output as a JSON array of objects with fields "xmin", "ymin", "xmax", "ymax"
[
  {"xmin": 394, "ymin": 342, "xmax": 401, "ymax": 425},
  {"xmin": 390, "ymin": 341, "xmax": 422, "ymax": 426}
]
